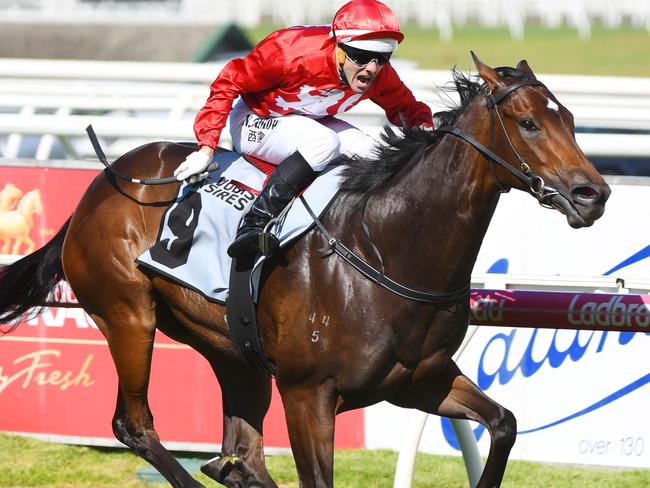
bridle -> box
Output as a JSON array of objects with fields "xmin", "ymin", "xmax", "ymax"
[{"xmin": 436, "ymin": 79, "xmax": 560, "ymax": 208}]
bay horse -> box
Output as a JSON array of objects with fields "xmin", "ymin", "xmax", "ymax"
[{"xmin": 0, "ymin": 55, "xmax": 609, "ymax": 487}]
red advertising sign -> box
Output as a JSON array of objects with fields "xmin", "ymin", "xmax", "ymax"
[
  {"xmin": 471, "ymin": 289, "xmax": 650, "ymax": 332},
  {"xmin": 0, "ymin": 164, "xmax": 364, "ymax": 450}
]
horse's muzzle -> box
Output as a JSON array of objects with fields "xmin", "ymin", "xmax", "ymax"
[{"xmin": 556, "ymin": 181, "xmax": 611, "ymax": 228}]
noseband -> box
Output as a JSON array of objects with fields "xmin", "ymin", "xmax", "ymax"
[{"xmin": 436, "ymin": 79, "xmax": 560, "ymax": 207}]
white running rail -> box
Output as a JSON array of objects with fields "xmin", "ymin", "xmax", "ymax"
[{"xmin": 1, "ymin": 59, "xmax": 649, "ymax": 161}]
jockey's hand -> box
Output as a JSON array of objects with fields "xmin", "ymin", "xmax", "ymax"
[
  {"xmin": 414, "ymin": 124, "xmax": 434, "ymax": 133},
  {"xmin": 174, "ymin": 148, "xmax": 214, "ymax": 183}
]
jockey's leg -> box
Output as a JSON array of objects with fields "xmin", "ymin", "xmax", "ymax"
[
  {"xmin": 227, "ymin": 104, "xmax": 341, "ymax": 258},
  {"xmin": 227, "ymin": 150, "xmax": 316, "ymax": 257},
  {"xmin": 318, "ymin": 116, "xmax": 379, "ymax": 159}
]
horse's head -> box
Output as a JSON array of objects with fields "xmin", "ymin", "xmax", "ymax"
[{"xmin": 471, "ymin": 53, "xmax": 610, "ymax": 228}]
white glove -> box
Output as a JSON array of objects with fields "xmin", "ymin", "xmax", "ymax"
[{"xmin": 174, "ymin": 150, "xmax": 212, "ymax": 183}]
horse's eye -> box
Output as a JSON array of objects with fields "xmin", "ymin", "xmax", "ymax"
[{"xmin": 519, "ymin": 118, "xmax": 538, "ymax": 132}]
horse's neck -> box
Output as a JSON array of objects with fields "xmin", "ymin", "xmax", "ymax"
[{"xmin": 358, "ymin": 109, "xmax": 501, "ymax": 290}]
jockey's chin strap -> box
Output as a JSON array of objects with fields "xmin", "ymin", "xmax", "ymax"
[
  {"xmin": 300, "ymin": 195, "xmax": 470, "ymax": 304},
  {"xmin": 437, "ymin": 79, "xmax": 560, "ymax": 208}
]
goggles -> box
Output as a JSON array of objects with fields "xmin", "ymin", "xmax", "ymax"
[{"xmin": 339, "ymin": 43, "xmax": 392, "ymax": 67}]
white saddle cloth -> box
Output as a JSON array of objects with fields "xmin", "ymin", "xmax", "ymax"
[{"xmin": 137, "ymin": 150, "xmax": 344, "ymax": 303}]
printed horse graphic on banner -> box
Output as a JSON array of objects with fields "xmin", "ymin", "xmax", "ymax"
[
  {"xmin": 0, "ymin": 188, "xmax": 43, "ymax": 254},
  {"xmin": 0, "ymin": 183, "xmax": 23, "ymax": 211}
]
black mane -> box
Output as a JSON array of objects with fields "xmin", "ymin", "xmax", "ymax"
[{"xmin": 339, "ymin": 67, "xmax": 525, "ymax": 195}]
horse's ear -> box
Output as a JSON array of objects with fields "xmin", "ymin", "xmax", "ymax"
[
  {"xmin": 470, "ymin": 51, "xmax": 505, "ymax": 93},
  {"xmin": 516, "ymin": 59, "xmax": 537, "ymax": 80}
]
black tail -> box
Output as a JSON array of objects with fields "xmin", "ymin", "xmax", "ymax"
[{"xmin": 0, "ymin": 217, "xmax": 70, "ymax": 332}]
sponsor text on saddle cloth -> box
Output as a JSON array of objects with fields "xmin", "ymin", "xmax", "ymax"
[{"xmin": 137, "ymin": 150, "xmax": 344, "ymax": 303}]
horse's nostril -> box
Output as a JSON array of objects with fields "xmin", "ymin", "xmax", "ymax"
[{"xmin": 571, "ymin": 185, "xmax": 600, "ymax": 202}]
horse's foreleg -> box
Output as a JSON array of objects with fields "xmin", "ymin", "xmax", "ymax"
[
  {"xmin": 201, "ymin": 358, "xmax": 278, "ymax": 488},
  {"xmin": 94, "ymin": 313, "xmax": 204, "ymax": 488},
  {"xmin": 279, "ymin": 382, "xmax": 337, "ymax": 488},
  {"xmin": 394, "ymin": 364, "xmax": 516, "ymax": 488},
  {"xmin": 437, "ymin": 373, "xmax": 516, "ymax": 487}
]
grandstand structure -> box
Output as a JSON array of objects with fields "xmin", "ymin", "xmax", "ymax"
[{"xmin": 1, "ymin": 0, "xmax": 649, "ymax": 40}]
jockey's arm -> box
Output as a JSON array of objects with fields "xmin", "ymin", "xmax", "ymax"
[
  {"xmin": 370, "ymin": 65, "xmax": 433, "ymax": 129},
  {"xmin": 175, "ymin": 33, "xmax": 285, "ymax": 182},
  {"xmin": 194, "ymin": 32, "xmax": 287, "ymax": 150}
]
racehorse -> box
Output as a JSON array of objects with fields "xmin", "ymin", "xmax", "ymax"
[
  {"xmin": 0, "ymin": 189, "xmax": 42, "ymax": 254},
  {"xmin": 0, "ymin": 55, "xmax": 609, "ymax": 487}
]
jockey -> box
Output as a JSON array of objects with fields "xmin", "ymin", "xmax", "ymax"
[{"xmin": 174, "ymin": 0, "xmax": 434, "ymax": 258}]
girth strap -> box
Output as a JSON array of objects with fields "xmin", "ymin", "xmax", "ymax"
[{"xmin": 300, "ymin": 196, "xmax": 470, "ymax": 304}]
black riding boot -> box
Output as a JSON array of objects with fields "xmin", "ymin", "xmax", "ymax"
[{"xmin": 227, "ymin": 151, "xmax": 316, "ymax": 258}]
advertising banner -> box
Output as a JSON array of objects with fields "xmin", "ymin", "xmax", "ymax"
[{"xmin": 0, "ymin": 164, "xmax": 364, "ymax": 450}]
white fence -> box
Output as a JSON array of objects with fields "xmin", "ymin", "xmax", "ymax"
[
  {"xmin": 0, "ymin": 58, "xmax": 650, "ymax": 161},
  {"xmin": 2, "ymin": 0, "xmax": 649, "ymax": 40}
]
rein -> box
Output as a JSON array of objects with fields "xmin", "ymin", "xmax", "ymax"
[
  {"xmin": 86, "ymin": 125, "xmax": 218, "ymax": 185},
  {"xmin": 438, "ymin": 79, "xmax": 560, "ymax": 207}
]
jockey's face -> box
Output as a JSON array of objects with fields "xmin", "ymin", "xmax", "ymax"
[
  {"xmin": 341, "ymin": 55, "xmax": 383, "ymax": 93},
  {"xmin": 337, "ymin": 44, "xmax": 393, "ymax": 93}
]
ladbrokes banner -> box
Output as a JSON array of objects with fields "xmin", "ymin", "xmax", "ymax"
[{"xmin": 0, "ymin": 164, "xmax": 364, "ymax": 450}]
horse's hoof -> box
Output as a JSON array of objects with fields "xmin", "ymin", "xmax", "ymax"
[{"xmin": 200, "ymin": 454, "xmax": 243, "ymax": 483}]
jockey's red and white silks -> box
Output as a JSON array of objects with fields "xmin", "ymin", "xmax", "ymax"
[
  {"xmin": 229, "ymin": 100, "xmax": 378, "ymax": 171},
  {"xmin": 193, "ymin": 25, "xmax": 432, "ymax": 150}
]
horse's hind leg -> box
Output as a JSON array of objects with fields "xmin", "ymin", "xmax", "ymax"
[
  {"xmin": 393, "ymin": 363, "xmax": 516, "ymax": 488},
  {"xmin": 94, "ymin": 314, "xmax": 204, "ymax": 488},
  {"xmin": 201, "ymin": 358, "xmax": 278, "ymax": 488}
]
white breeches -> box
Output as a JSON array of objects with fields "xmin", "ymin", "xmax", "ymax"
[{"xmin": 229, "ymin": 99, "xmax": 378, "ymax": 171}]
